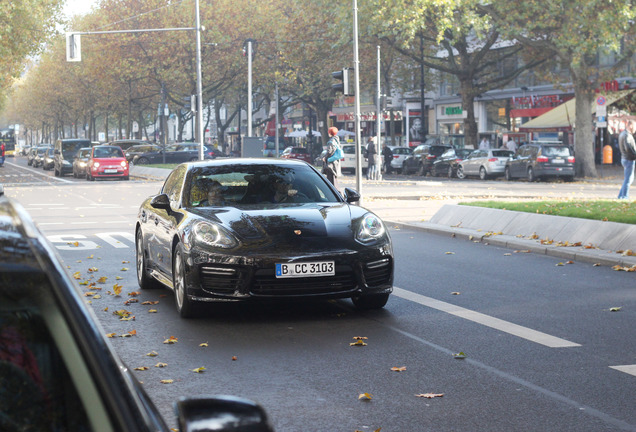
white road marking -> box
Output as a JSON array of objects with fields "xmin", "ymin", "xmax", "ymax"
[
  {"xmin": 393, "ymin": 287, "xmax": 581, "ymax": 348},
  {"xmin": 609, "ymin": 365, "xmax": 636, "ymax": 377},
  {"xmin": 6, "ymin": 161, "xmax": 73, "ymax": 183}
]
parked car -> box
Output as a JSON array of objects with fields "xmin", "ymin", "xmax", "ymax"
[
  {"xmin": 72, "ymin": 147, "xmax": 92, "ymax": 178},
  {"xmin": 431, "ymin": 148, "xmax": 473, "ymax": 177},
  {"xmin": 0, "ymin": 194, "xmax": 275, "ymax": 432},
  {"xmin": 457, "ymin": 149, "xmax": 514, "ymax": 180},
  {"xmin": 133, "ymin": 143, "xmax": 215, "ymax": 165},
  {"xmin": 32, "ymin": 145, "xmax": 50, "ymax": 168},
  {"xmin": 505, "ymin": 142, "xmax": 575, "ymax": 182},
  {"xmin": 125, "ymin": 144, "xmax": 161, "ymax": 162},
  {"xmin": 87, "ymin": 145, "xmax": 129, "ymax": 181},
  {"xmin": 387, "ymin": 146, "xmax": 413, "ymax": 174},
  {"xmin": 402, "ymin": 144, "xmax": 452, "ymax": 176},
  {"xmin": 54, "ymin": 138, "xmax": 91, "ymax": 177},
  {"xmin": 136, "ymin": 159, "xmax": 394, "ymax": 318},
  {"xmin": 107, "ymin": 139, "xmax": 151, "ymax": 152},
  {"xmin": 27, "ymin": 146, "xmax": 43, "ymax": 166},
  {"xmin": 41, "ymin": 147, "xmax": 56, "ymax": 170},
  {"xmin": 281, "ymin": 146, "xmax": 313, "ymax": 164},
  {"xmin": 338, "ymin": 143, "xmax": 368, "ymax": 174}
]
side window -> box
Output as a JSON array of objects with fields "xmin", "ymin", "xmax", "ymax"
[{"xmin": 162, "ymin": 166, "xmax": 186, "ymax": 208}]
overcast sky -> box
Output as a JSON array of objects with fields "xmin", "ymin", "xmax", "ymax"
[{"xmin": 63, "ymin": 0, "xmax": 98, "ymax": 18}]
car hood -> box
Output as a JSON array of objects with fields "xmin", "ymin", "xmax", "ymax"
[{"xmin": 189, "ymin": 203, "xmax": 367, "ymax": 243}]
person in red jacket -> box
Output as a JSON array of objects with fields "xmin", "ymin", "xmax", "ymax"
[{"xmin": 0, "ymin": 142, "xmax": 5, "ymax": 166}]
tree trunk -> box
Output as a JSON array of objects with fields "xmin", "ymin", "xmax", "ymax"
[
  {"xmin": 461, "ymin": 86, "xmax": 479, "ymax": 149},
  {"xmin": 573, "ymin": 78, "xmax": 598, "ymax": 178}
]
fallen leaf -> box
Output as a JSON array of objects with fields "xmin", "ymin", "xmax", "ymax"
[
  {"xmin": 106, "ymin": 333, "xmax": 117, "ymax": 338},
  {"xmin": 122, "ymin": 260, "xmax": 130, "ymax": 263},
  {"xmin": 350, "ymin": 340, "xmax": 367, "ymax": 347},
  {"xmin": 155, "ymin": 362, "xmax": 168, "ymax": 368},
  {"xmin": 358, "ymin": 393, "xmax": 373, "ymax": 401},
  {"xmin": 116, "ymin": 276, "xmax": 124, "ymax": 280},
  {"xmin": 451, "ymin": 292, "xmax": 461, "ymax": 295},
  {"xmin": 556, "ymin": 262, "xmax": 564, "ymax": 266},
  {"xmin": 128, "ymin": 291, "xmax": 140, "ymax": 297},
  {"xmin": 134, "ymin": 366, "xmax": 149, "ymax": 371},
  {"xmin": 445, "ymin": 251, "xmax": 455, "ymax": 255},
  {"xmin": 566, "ymin": 260, "xmax": 574, "ymax": 265},
  {"xmin": 142, "ymin": 301, "xmax": 160, "ymax": 305},
  {"xmin": 352, "ymin": 336, "xmax": 368, "ymax": 340},
  {"xmin": 232, "ymin": 356, "xmax": 238, "ymax": 361},
  {"xmin": 97, "ymin": 276, "xmax": 108, "ymax": 283},
  {"xmin": 73, "ymin": 271, "xmax": 82, "ymax": 280},
  {"xmin": 113, "ymin": 284, "xmax": 123, "ymax": 296},
  {"xmin": 593, "ymin": 263, "xmax": 601, "ymax": 267},
  {"xmin": 200, "ymin": 342, "xmax": 209, "ymax": 347},
  {"xmin": 416, "ymin": 393, "xmax": 444, "ymax": 399},
  {"xmin": 160, "ymin": 379, "xmax": 174, "ymax": 384},
  {"xmin": 610, "ymin": 307, "xmax": 622, "ymax": 312},
  {"xmin": 146, "ymin": 351, "xmax": 158, "ymax": 357},
  {"xmin": 191, "ymin": 366, "xmax": 206, "ymax": 373},
  {"xmin": 88, "ymin": 267, "xmax": 99, "ymax": 273},
  {"xmin": 121, "ymin": 267, "xmax": 129, "ymax": 271},
  {"xmin": 452, "ymin": 352, "xmax": 467, "ymax": 359},
  {"xmin": 164, "ymin": 336, "xmax": 178, "ymax": 344},
  {"xmin": 148, "ymin": 309, "xmax": 158, "ymax": 313},
  {"xmin": 390, "ymin": 366, "xmax": 407, "ymax": 372}
]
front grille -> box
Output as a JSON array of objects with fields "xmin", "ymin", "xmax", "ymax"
[
  {"xmin": 363, "ymin": 258, "xmax": 392, "ymax": 287},
  {"xmin": 199, "ymin": 266, "xmax": 242, "ymax": 295},
  {"xmin": 251, "ymin": 267, "xmax": 357, "ymax": 296}
]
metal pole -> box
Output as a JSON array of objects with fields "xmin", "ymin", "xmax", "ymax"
[
  {"xmin": 353, "ymin": 0, "xmax": 362, "ymax": 197},
  {"xmin": 420, "ymin": 34, "xmax": 426, "ymax": 137},
  {"xmin": 376, "ymin": 45, "xmax": 381, "ymax": 179},
  {"xmin": 275, "ymin": 82, "xmax": 279, "ymax": 157},
  {"xmin": 247, "ymin": 40, "xmax": 253, "ymax": 137},
  {"xmin": 195, "ymin": 0, "xmax": 204, "ymax": 160}
]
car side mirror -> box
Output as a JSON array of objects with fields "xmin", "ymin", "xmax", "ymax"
[
  {"xmin": 343, "ymin": 187, "xmax": 361, "ymax": 203},
  {"xmin": 150, "ymin": 194, "xmax": 171, "ymax": 210},
  {"xmin": 176, "ymin": 395, "xmax": 274, "ymax": 432}
]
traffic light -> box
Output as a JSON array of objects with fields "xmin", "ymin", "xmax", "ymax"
[{"xmin": 332, "ymin": 68, "xmax": 354, "ymax": 96}]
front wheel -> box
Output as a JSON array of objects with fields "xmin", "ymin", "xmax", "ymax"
[
  {"xmin": 527, "ymin": 167, "xmax": 536, "ymax": 182},
  {"xmin": 352, "ymin": 293, "xmax": 390, "ymax": 310},
  {"xmin": 173, "ymin": 244, "xmax": 197, "ymax": 318},
  {"xmin": 136, "ymin": 157, "xmax": 149, "ymax": 165},
  {"xmin": 456, "ymin": 166, "xmax": 466, "ymax": 179}
]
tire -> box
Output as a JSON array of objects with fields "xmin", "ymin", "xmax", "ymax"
[
  {"xmin": 136, "ymin": 157, "xmax": 149, "ymax": 165},
  {"xmin": 352, "ymin": 293, "xmax": 390, "ymax": 310},
  {"xmin": 136, "ymin": 229, "xmax": 159, "ymax": 290},
  {"xmin": 457, "ymin": 166, "xmax": 466, "ymax": 179},
  {"xmin": 173, "ymin": 244, "xmax": 197, "ymax": 318},
  {"xmin": 527, "ymin": 167, "xmax": 536, "ymax": 182},
  {"xmin": 479, "ymin": 166, "xmax": 489, "ymax": 181},
  {"xmin": 505, "ymin": 167, "xmax": 512, "ymax": 181}
]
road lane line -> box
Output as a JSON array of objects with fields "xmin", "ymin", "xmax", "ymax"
[
  {"xmin": 393, "ymin": 287, "xmax": 580, "ymax": 348},
  {"xmin": 610, "ymin": 365, "xmax": 636, "ymax": 377},
  {"xmin": 6, "ymin": 161, "xmax": 73, "ymax": 183}
]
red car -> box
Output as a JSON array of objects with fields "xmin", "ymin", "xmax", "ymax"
[
  {"xmin": 281, "ymin": 146, "xmax": 312, "ymax": 163},
  {"xmin": 87, "ymin": 145, "xmax": 129, "ymax": 181}
]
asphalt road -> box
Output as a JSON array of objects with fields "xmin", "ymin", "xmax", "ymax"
[{"xmin": 2, "ymin": 155, "xmax": 635, "ymax": 431}]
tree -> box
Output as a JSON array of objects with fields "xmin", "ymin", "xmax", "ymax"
[
  {"xmin": 483, "ymin": 0, "xmax": 636, "ymax": 177},
  {"xmin": 0, "ymin": 0, "xmax": 63, "ymax": 105},
  {"xmin": 365, "ymin": 0, "xmax": 547, "ymax": 148}
]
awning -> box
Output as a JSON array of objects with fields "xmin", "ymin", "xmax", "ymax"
[{"xmin": 519, "ymin": 90, "xmax": 633, "ymax": 132}]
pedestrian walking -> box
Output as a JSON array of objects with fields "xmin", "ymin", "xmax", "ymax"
[
  {"xmin": 618, "ymin": 120, "xmax": 636, "ymax": 199},
  {"xmin": 322, "ymin": 127, "xmax": 343, "ymax": 190},
  {"xmin": 366, "ymin": 137, "xmax": 377, "ymax": 180},
  {"xmin": 479, "ymin": 137, "xmax": 489, "ymax": 150},
  {"xmin": 382, "ymin": 144, "xmax": 393, "ymax": 174}
]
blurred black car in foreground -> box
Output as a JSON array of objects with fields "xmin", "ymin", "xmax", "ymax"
[
  {"xmin": 136, "ymin": 159, "xmax": 394, "ymax": 318},
  {"xmin": 0, "ymin": 194, "xmax": 274, "ymax": 431}
]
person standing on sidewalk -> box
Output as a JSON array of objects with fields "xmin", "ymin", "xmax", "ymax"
[
  {"xmin": 366, "ymin": 137, "xmax": 377, "ymax": 180},
  {"xmin": 382, "ymin": 144, "xmax": 393, "ymax": 174},
  {"xmin": 618, "ymin": 120, "xmax": 636, "ymax": 199},
  {"xmin": 322, "ymin": 127, "xmax": 342, "ymax": 190}
]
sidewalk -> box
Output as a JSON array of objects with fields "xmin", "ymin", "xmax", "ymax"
[{"xmin": 130, "ymin": 164, "xmax": 636, "ymax": 269}]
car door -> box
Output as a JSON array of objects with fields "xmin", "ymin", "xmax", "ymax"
[
  {"xmin": 508, "ymin": 147, "xmax": 525, "ymax": 177},
  {"xmin": 463, "ymin": 150, "xmax": 482, "ymax": 175},
  {"xmin": 146, "ymin": 166, "xmax": 187, "ymax": 276}
]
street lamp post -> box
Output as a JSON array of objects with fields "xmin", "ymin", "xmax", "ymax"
[{"xmin": 353, "ymin": 0, "xmax": 362, "ymax": 196}]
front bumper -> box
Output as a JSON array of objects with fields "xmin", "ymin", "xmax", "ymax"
[
  {"xmin": 91, "ymin": 165, "xmax": 129, "ymax": 177},
  {"xmin": 182, "ymin": 245, "xmax": 394, "ymax": 302}
]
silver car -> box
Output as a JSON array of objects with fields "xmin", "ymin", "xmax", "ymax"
[
  {"xmin": 457, "ymin": 149, "xmax": 514, "ymax": 180},
  {"xmin": 387, "ymin": 145, "xmax": 413, "ymax": 173}
]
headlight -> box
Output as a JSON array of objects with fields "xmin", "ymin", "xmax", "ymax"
[
  {"xmin": 79, "ymin": 162, "xmax": 87, "ymax": 167},
  {"xmin": 93, "ymin": 161, "xmax": 100, "ymax": 168},
  {"xmin": 121, "ymin": 160, "xmax": 128, "ymax": 167},
  {"xmin": 192, "ymin": 222, "xmax": 238, "ymax": 249},
  {"xmin": 355, "ymin": 213, "xmax": 385, "ymax": 244}
]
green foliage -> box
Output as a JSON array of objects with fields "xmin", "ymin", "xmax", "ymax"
[{"xmin": 461, "ymin": 200, "xmax": 636, "ymax": 224}]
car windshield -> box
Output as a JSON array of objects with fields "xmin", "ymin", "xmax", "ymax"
[
  {"xmin": 93, "ymin": 147, "xmax": 124, "ymax": 158},
  {"xmin": 186, "ymin": 164, "xmax": 341, "ymax": 207},
  {"xmin": 392, "ymin": 147, "xmax": 412, "ymax": 155},
  {"xmin": 541, "ymin": 146, "xmax": 571, "ymax": 157}
]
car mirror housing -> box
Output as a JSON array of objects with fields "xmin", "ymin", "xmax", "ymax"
[
  {"xmin": 150, "ymin": 194, "xmax": 171, "ymax": 210},
  {"xmin": 343, "ymin": 188, "xmax": 361, "ymax": 203},
  {"xmin": 176, "ymin": 395, "xmax": 274, "ymax": 432}
]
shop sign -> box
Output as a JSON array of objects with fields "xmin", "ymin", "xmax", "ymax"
[
  {"xmin": 512, "ymin": 94, "xmax": 562, "ymax": 109},
  {"xmin": 445, "ymin": 106, "xmax": 462, "ymax": 115}
]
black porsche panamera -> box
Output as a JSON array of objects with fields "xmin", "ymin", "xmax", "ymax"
[{"xmin": 135, "ymin": 159, "xmax": 394, "ymax": 318}]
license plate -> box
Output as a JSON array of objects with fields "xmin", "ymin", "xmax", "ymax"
[
  {"xmin": 552, "ymin": 159, "xmax": 564, "ymax": 164},
  {"xmin": 104, "ymin": 169, "xmax": 118, "ymax": 173},
  {"xmin": 276, "ymin": 261, "xmax": 335, "ymax": 278}
]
